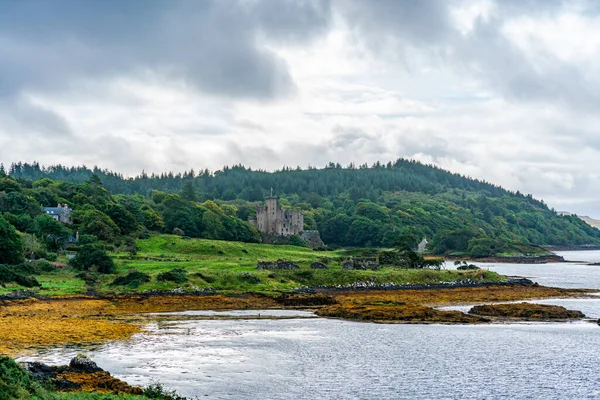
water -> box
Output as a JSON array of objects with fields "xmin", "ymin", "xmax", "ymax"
[
  {"xmin": 447, "ymin": 250, "xmax": 600, "ymax": 289},
  {"xmin": 18, "ymin": 251, "xmax": 600, "ymax": 399}
]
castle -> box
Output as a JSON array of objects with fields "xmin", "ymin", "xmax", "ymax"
[{"xmin": 249, "ymin": 196, "xmax": 304, "ymax": 236}]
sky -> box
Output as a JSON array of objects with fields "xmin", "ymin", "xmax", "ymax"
[{"xmin": 1, "ymin": 0, "xmax": 600, "ymax": 216}]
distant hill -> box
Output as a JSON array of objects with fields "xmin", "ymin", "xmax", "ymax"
[
  {"xmin": 6, "ymin": 159, "xmax": 600, "ymax": 255},
  {"xmin": 558, "ymin": 212, "xmax": 600, "ymax": 229}
]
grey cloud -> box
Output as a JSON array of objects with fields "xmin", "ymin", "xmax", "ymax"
[
  {"xmin": 0, "ymin": 98, "xmax": 72, "ymax": 137},
  {"xmin": 0, "ymin": 0, "xmax": 332, "ymax": 100},
  {"xmin": 337, "ymin": 0, "xmax": 600, "ymax": 112}
]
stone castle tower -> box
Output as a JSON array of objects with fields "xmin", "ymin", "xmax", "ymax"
[{"xmin": 249, "ymin": 196, "xmax": 304, "ymax": 236}]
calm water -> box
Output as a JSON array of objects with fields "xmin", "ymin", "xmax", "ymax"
[
  {"xmin": 19, "ymin": 251, "xmax": 600, "ymax": 399},
  {"xmin": 447, "ymin": 250, "xmax": 600, "ymax": 289}
]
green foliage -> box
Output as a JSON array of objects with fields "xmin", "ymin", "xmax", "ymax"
[
  {"xmin": 0, "ymin": 177, "xmax": 21, "ymax": 193},
  {"xmin": 110, "ymin": 270, "xmax": 151, "ymax": 288},
  {"xmin": 6, "ymin": 159, "xmax": 600, "ymax": 254},
  {"xmin": 78, "ymin": 209, "xmax": 121, "ymax": 242},
  {"xmin": 144, "ymin": 382, "xmax": 188, "ymax": 400},
  {"xmin": 0, "ymin": 214, "xmax": 23, "ymax": 264},
  {"xmin": 288, "ymin": 235, "xmax": 307, "ymax": 247},
  {"xmin": 0, "ymin": 356, "xmax": 48, "ymax": 400},
  {"xmin": 0, "ymin": 264, "xmax": 42, "ymax": 287},
  {"xmin": 156, "ymin": 268, "xmax": 188, "ymax": 284},
  {"xmin": 141, "ymin": 205, "xmax": 165, "ymax": 232},
  {"xmin": 179, "ymin": 180, "xmax": 197, "ymax": 202},
  {"xmin": 69, "ymin": 244, "xmax": 115, "ymax": 274},
  {"xmin": 103, "ymin": 203, "xmax": 138, "ymax": 235}
]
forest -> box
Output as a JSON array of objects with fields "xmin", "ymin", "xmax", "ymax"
[{"xmin": 1, "ymin": 159, "xmax": 599, "ymax": 264}]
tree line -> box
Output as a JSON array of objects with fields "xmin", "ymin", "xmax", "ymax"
[{"xmin": 1, "ymin": 159, "xmax": 599, "ymax": 263}]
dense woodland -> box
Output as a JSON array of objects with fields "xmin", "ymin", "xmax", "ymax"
[{"xmin": 1, "ymin": 159, "xmax": 599, "ymax": 265}]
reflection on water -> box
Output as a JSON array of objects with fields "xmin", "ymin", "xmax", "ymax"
[{"xmin": 17, "ymin": 251, "xmax": 600, "ymax": 399}]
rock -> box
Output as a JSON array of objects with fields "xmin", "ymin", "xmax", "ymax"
[
  {"xmin": 257, "ymin": 259, "xmax": 300, "ymax": 270},
  {"xmin": 469, "ymin": 303, "xmax": 585, "ymax": 320},
  {"xmin": 310, "ymin": 262, "xmax": 328, "ymax": 270},
  {"xmin": 342, "ymin": 257, "xmax": 380, "ymax": 270},
  {"xmin": 69, "ymin": 355, "xmax": 103, "ymax": 373},
  {"xmin": 25, "ymin": 361, "xmax": 56, "ymax": 381},
  {"xmin": 300, "ymin": 230, "xmax": 325, "ymax": 249}
]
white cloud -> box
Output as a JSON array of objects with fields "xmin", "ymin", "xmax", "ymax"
[{"xmin": 2, "ymin": 0, "xmax": 600, "ymax": 216}]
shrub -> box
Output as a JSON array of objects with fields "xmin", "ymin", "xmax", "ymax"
[
  {"xmin": 292, "ymin": 270, "xmax": 314, "ymax": 282},
  {"xmin": 0, "ymin": 356, "xmax": 48, "ymax": 400},
  {"xmin": 76, "ymin": 271, "xmax": 99, "ymax": 285},
  {"xmin": 69, "ymin": 244, "xmax": 115, "ymax": 274},
  {"xmin": 0, "ymin": 215, "xmax": 23, "ymax": 265},
  {"xmin": 0, "ymin": 264, "xmax": 41, "ymax": 288},
  {"xmin": 237, "ymin": 272, "xmax": 260, "ymax": 284},
  {"xmin": 289, "ymin": 235, "xmax": 307, "ymax": 247},
  {"xmin": 144, "ymin": 382, "xmax": 188, "ymax": 400},
  {"xmin": 157, "ymin": 268, "xmax": 188, "ymax": 284},
  {"xmin": 110, "ymin": 270, "xmax": 151, "ymax": 288},
  {"xmin": 172, "ymin": 228, "xmax": 185, "ymax": 236},
  {"xmin": 31, "ymin": 259, "xmax": 55, "ymax": 273},
  {"xmin": 195, "ymin": 272, "xmax": 216, "ymax": 283}
]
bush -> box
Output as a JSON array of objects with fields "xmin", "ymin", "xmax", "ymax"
[
  {"xmin": 238, "ymin": 272, "xmax": 260, "ymax": 284},
  {"xmin": 144, "ymin": 382, "xmax": 188, "ymax": 400},
  {"xmin": 45, "ymin": 252, "xmax": 58, "ymax": 262},
  {"xmin": 31, "ymin": 259, "xmax": 55, "ymax": 273},
  {"xmin": 157, "ymin": 268, "xmax": 188, "ymax": 284},
  {"xmin": 292, "ymin": 270, "xmax": 314, "ymax": 282},
  {"xmin": 0, "ymin": 264, "xmax": 41, "ymax": 288},
  {"xmin": 69, "ymin": 244, "xmax": 115, "ymax": 274},
  {"xmin": 0, "ymin": 215, "xmax": 23, "ymax": 265},
  {"xmin": 0, "ymin": 356, "xmax": 48, "ymax": 400},
  {"xmin": 289, "ymin": 235, "xmax": 307, "ymax": 247},
  {"xmin": 172, "ymin": 228, "xmax": 185, "ymax": 236},
  {"xmin": 110, "ymin": 270, "xmax": 151, "ymax": 288},
  {"xmin": 76, "ymin": 271, "xmax": 99, "ymax": 285},
  {"xmin": 194, "ymin": 272, "xmax": 215, "ymax": 283}
]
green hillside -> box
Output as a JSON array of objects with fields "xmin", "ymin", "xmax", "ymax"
[{"xmin": 3, "ymin": 159, "xmax": 600, "ymax": 255}]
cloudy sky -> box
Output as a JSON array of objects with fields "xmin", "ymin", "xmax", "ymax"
[{"xmin": 1, "ymin": 0, "xmax": 600, "ymax": 215}]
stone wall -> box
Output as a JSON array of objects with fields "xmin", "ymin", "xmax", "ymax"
[
  {"xmin": 300, "ymin": 230, "xmax": 325, "ymax": 248},
  {"xmin": 342, "ymin": 257, "xmax": 380, "ymax": 270},
  {"xmin": 257, "ymin": 260, "xmax": 300, "ymax": 270}
]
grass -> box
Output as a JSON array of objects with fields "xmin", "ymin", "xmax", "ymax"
[{"xmin": 2, "ymin": 235, "xmax": 506, "ymax": 296}]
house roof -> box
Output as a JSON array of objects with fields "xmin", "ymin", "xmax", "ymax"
[{"xmin": 44, "ymin": 207, "xmax": 68, "ymax": 215}]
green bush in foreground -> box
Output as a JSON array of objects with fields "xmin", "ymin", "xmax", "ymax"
[
  {"xmin": 156, "ymin": 268, "xmax": 188, "ymax": 284},
  {"xmin": 70, "ymin": 244, "xmax": 116, "ymax": 274},
  {"xmin": 111, "ymin": 270, "xmax": 151, "ymax": 288},
  {"xmin": 0, "ymin": 264, "xmax": 41, "ymax": 288},
  {"xmin": 0, "ymin": 214, "xmax": 23, "ymax": 265},
  {"xmin": 0, "ymin": 355, "xmax": 47, "ymax": 400}
]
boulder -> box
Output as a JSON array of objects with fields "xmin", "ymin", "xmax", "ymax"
[
  {"xmin": 310, "ymin": 262, "xmax": 329, "ymax": 270},
  {"xmin": 257, "ymin": 259, "xmax": 300, "ymax": 270},
  {"xmin": 300, "ymin": 230, "xmax": 325, "ymax": 249},
  {"xmin": 342, "ymin": 257, "xmax": 380, "ymax": 270},
  {"xmin": 69, "ymin": 355, "xmax": 103, "ymax": 373}
]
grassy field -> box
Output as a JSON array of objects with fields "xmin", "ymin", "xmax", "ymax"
[{"xmin": 0, "ymin": 235, "xmax": 504, "ymax": 296}]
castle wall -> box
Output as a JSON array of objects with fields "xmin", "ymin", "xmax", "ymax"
[{"xmin": 251, "ymin": 197, "xmax": 303, "ymax": 236}]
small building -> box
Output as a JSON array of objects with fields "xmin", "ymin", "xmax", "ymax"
[
  {"xmin": 249, "ymin": 196, "xmax": 303, "ymax": 236},
  {"xmin": 43, "ymin": 203, "xmax": 73, "ymax": 224}
]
